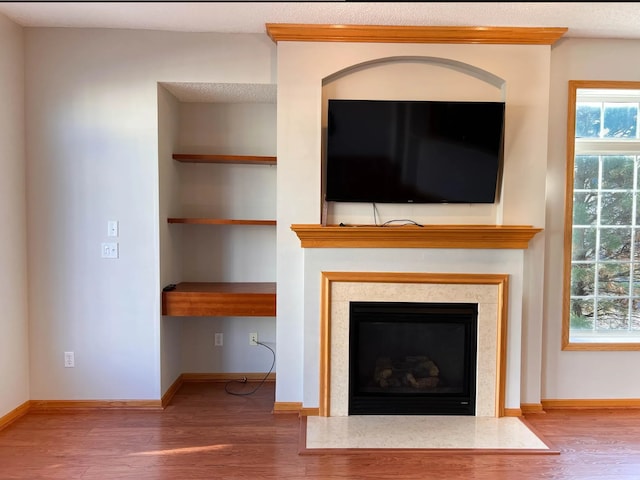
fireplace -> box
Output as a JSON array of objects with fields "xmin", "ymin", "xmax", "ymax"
[
  {"xmin": 319, "ymin": 272, "xmax": 509, "ymax": 417},
  {"xmin": 349, "ymin": 301, "xmax": 478, "ymax": 415}
]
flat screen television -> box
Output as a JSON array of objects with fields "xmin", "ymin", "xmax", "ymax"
[{"xmin": 325, "ymin": 99, "xmax": 505, "ymax": 204}]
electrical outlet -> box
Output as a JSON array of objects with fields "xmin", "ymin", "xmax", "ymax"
[
  {"xmin": 64, "ymin": 351, "xmax": 75, "ymax": 368},
  {"xmin": 249, "ymin": 332, "xmax": 258, "ymax": 346},
  {"xmin": 107, "ymin": 220, "xmax": 119, "ymax": 237},
  {"xmin": 215, "ymin": 332, "xmax": 223, "ymax": 347}
]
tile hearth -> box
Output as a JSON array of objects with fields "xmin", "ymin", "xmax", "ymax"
[{"xmin": 303, "ymin": 415, "xmax": 556, "ymax": 453}]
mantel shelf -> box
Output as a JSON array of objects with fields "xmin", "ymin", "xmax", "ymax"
[{"xmin": 290, "ymin": 224, "xmax": 543, "ymax": 249}]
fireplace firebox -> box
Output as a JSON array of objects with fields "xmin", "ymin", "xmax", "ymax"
[{"xmin": 349, "ymin": 301, "xmax": 478, "ymax": 415}]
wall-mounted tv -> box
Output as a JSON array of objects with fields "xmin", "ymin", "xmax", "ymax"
[{"xmin": 325, "ymin": 99, "xmax": 505, "ymax": 204}]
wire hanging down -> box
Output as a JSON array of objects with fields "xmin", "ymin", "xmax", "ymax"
[
  {"xmin": 373, "ymin": 203, "xmax": 423, "ymax": 227},
  {"xmin": 380, "ymin": 219, "xmax": 424, "ymax": 227},
  {"xmin": 224, "ymin": 341, "xmax": 276, "ymax": 396}
]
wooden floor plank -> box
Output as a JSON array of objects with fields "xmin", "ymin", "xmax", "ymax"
[{"xmin": 1, "ymin": 382, "xmax": 640, "ymax": 479}]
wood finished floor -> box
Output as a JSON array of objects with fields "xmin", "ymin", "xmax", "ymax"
[{"xmin": 1, "ymin": 382, "xmax": 640, "ymax": 479}]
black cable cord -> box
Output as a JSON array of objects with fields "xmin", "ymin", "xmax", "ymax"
[
  {"xmin": 224, "ymin": 340, "xmax": 276, "ymax": 396},
  {"xmin": 380, "ymin": 218, "xmax": 424, "ymax": 227},
  {"xmin": 372, "ymin": 202, "xmax": 380, "ymax": 226}
]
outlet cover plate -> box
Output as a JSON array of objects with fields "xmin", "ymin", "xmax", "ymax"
[{"xmin": 64, "ymin": 351, "xmax": 75, "ymax": 368}]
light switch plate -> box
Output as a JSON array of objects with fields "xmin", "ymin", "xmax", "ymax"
[{"xmin": 101, "ymin": 242, "xmax": 119, "ymax": 259}]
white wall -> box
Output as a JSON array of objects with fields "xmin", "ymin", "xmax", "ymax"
[
  {"xmin": 0, "ymin": 13, "xmax": 29, "ymax": 418},
  {"xmin": 25, "ymin": 28, "xmax": 275, "ymax": 400},
  {"xmin": 276, "ymin": 41, "xmax": 552, "ymax": 406},
  {"xmin": 158, "ymin": 85, "xmax": 183, "ymax": 393},
  {"xmin": 543, "ymin": 38, "xmax": 640, "ymax": 400},
  {"xmin": 14, "ymin": 24, "xmax": 640, "ymax": 409}
]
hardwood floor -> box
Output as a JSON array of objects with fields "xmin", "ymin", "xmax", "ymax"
[{"xmin": 1, "ymin": 382, "xmax": 640, "ymax": 479}]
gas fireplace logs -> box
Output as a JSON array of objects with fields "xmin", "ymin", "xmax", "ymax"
[{"xmin": 373, "ymin": 356, "xmax": 440, "ymax": 389}]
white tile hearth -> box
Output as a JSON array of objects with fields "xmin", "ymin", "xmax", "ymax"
[{"xmin": 304, "ymin": 415, "xmax": 554, "ymax": 452}]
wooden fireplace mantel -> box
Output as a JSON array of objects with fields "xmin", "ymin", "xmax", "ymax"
[{"xmin": 290, "ymin": 224, "xmax": 542, "ymax": 249}]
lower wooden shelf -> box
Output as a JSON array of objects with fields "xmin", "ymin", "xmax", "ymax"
[{"xmin": 162, "ymin": 282, "xmax": 276, "ymax": 317}]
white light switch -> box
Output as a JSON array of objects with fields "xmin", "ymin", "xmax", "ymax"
[
  {"xmin": 101, "ymin": 242, "xmax": 119, "ymax": 259},
  {"xmin": 108, "ymin": 220, "xmax": 119, "ymax": 237}
]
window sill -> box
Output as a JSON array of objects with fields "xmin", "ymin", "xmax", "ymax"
[{"xmin": 563, "ymin": 332, "xmax": 640, "ymax": 351}]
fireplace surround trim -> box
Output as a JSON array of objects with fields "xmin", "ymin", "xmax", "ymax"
[{"xmin": 319, "ymin": 271, "xmax": 509, "ymax": 417}]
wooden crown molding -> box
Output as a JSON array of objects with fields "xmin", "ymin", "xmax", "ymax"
[
  {"xmin": 266, "ymin": 24, "xmax": 568, "ymax": 45},
  {"xmin": 290, "ymin": 224, "xmax": 542, "ymax": 249}
]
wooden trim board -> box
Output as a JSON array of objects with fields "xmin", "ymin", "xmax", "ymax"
[
  {"xmin": 542, "ymin": 399, "xmax": 640, "ymax": 410},
  {"xmin": 521, "ymin": 403, "xmax": 546, "ymax": 415},
  {"xmin": 504, "ymin": 408, "xmax": 523, "ymax": 417},
  {"xmin": 266, "ymin": 24, "xmax": 568, "ymax": 45},
  {"xmin": 181, "ymin": 372, "xmax": 275, "ymax": 383},
  {"xmin": 273, "ymin": 402, "xmax": 303, "ymax": 414},
  {"xmin": 29, "ymin": 400, "xmax": 162, "ymax": 411},
  {"xmin": 162, "ymin": 282, "xmax": 276, "ymax": 317},
  {"xmin": 0, "ymin": 401, "xmax": 30, "ymax": 431},
  {"xmin": 291, "ymin": 224, "xmax": 542, "ymax": 249},
  {"xmin": 162, "ymin": 375, "xmax": 184, "ymax": 408}
]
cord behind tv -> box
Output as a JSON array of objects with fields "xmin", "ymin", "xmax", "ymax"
[{"xmin": 337, "ymin": 203, "xmax": 423, "ymax": 228}]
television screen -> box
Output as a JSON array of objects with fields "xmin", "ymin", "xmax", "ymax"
[{"xmin": 325, "ymin": 99, "xmax": 505, "ymax": 204}]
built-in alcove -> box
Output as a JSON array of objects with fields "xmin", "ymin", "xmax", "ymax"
[
  {"xmin": 320, "ymin": 55, "xmax": 507, "ymax": 227},
  {"xmin": 158, "ymin": 82, "xmax": 277, "ymax": 385}
]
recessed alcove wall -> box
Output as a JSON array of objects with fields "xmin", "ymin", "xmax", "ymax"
[
  {"xmin": 275, "ymin": 40, "xmax": 552, "ymax": 408},
  {"xmin": 321, "ymin": 56, "xmax": 506, "ymax": 227}
]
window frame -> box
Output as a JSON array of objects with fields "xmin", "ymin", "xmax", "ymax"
[{"xmin": 563, "ymin": 80, "xmax": 640, "ymax": 351}]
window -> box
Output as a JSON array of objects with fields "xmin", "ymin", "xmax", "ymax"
[{"xmin": 563, "ymin": 81, "xmax": 640, "ymax": 350}]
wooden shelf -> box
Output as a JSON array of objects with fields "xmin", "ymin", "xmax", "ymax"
[
  {"xmin": 290, "ymin": 224, "xmax": 542, "ymax": 249},
  {"xmin": 168, "ymin": 218, "xmax": 276, "ymax": 226},
  {"xmin": 172, "ymin": 154, "xmax": 276, "ymax": 165},
  {"xmin": 162, "ymin": 282, "xmax": 276, "ymax": 317}
]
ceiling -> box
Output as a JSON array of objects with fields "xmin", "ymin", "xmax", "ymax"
[
  {"xmin": 0, "ymin": 2, "xmax": 640, "ymax": 40},
  {"xmin": 3, "ymin": 2, "xmax": 637, "ymax": 104}
]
